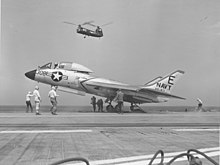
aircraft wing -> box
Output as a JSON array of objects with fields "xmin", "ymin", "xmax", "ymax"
[
  {"xmin": 85, "ymin": 81, "xmax": 138, "ymax": 92},
  {"xmin": 85, "ymin": 80, "xmax": 185, "ymax": 101},
  {"xmin": 138, "ymin": 88, "xmax": 186, "ymax": 100}
]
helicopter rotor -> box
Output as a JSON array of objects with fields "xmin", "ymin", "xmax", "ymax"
[
  {"xmin": 63, "ymin": 21, "xmax": 78, "ymax": 26},
  {"xmin": 86, "ymin": 22, "xmax": 113, "ymax": 28},
  {"xmin": 81, "ymin": 21, "xmax": 94, "ymax": 26},
  {"xmin": 64, "ymin": 21, "xmax": 113, "ymax": 28},
  {"xmin": 101, "ymin": 22, "xmax": 113, "ymax": 27},
  {"xmin": 63, "ymin": 21, "xmax": 94, "ymax": 26},
  {"xmin": 87, "ymin": 23, "xmax": 97, "ymax": 27}
]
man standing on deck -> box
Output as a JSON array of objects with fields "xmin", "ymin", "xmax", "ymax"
[
  {"xmin": 97, "ymin": 98, "xmax": 104, "ymax": 112},
  {"xmin": 91, "ymin": 96, "xmax": 96, "ymax": 112},
  {"xmin": 48, "ymin": 86, "xmax": 59, "ymax": 115},
  {"xmin": 25, "ymin": 91, "xmax": 33, "ymax": 113},
  {"xmin": 113, "ymin": 89, "xmax": 124, "ymax": 114},
  {"xmin": 33, "ymin": 86, "xmax": 41, "ymax": 115},
  {"xmin": 196, "ymin": 98, "xmax": 203, "ymax": 112}
]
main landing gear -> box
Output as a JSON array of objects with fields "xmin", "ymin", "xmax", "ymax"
[
  {"xmin": 105, "ymin": 98, "xmax": 115, "ymax": 112},
  {"xmin": 105, "ymin": 98, "xmax": 122, "ymax": 113},
  {"xmin": 106, "ymin": 102, "xmax": 122, "ymax": 113},
  {"xmin": 105, "ymin": 99, "xmax": 145, "ymax": 113},
  {"xmin": 130, "ymin": 103, "xmax": 145, "ymax": 112},
  {"xmin": 106, "ymin": 102, "xmax": 114, "ymax": 112}
]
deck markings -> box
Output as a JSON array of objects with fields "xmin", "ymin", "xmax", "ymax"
[
  {"xmin": 65, "ymin": 147, "xmax": 219, "ymax": 165},
  {"xmin": 173, "ymin": 128, "xmax": 220, "ymax": 132},
  {"xmin": 0, "ymin": 130, "xmax": 93, "ymax": 134}
]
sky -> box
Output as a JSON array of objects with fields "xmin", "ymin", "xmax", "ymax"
[{"xmin": 1, "ymin": 0, "xmax": 220, "ymax": 106}]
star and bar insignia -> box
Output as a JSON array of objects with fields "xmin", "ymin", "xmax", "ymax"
[{"xmin": 51, "ymin": 71, "xmax": 63, "ymax": 82}]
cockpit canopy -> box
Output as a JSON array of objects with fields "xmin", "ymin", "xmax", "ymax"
[
  {"xmin": 59, "ymin": 62, "xmax": 93, "ymax": 74},
  {"xmin": 39, "ymin": 62, "xmax": 93, "ymax": 74}
]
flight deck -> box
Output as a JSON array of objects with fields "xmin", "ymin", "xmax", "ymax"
[{"xmin": 0, "ymin": 111, "xmax": 219, "ymax": 165}]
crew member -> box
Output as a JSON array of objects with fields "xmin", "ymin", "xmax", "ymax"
[
  {"xmin": 48, "ymin": 86, "xmax": 59, "ymax": 115},
  {"xmin": 114, "ymin": 89, "xmax": 124, "ymax": 114},
  {"xmin": 33, "ymin": 86, "xmax": 41, "ymax": 115},
  {"xmin": 196, "ymin": 98, "xmax": 203, "ymax": 112},
  {"xmin": 97, "ymin": 98, "xmax": 104, "ymax": 112},
  {"xmin": 54, "ymin": 62, "xmax": 59, "ymax": 69},
  {"xmin": 91, "ymin": 96, "xmax": 96, "ymax": 112},
  {"xmin": 25, "ymin": 91, "xmax": 33, "ymax": 113}
]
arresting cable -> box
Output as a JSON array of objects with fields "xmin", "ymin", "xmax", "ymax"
[
  {"xmin": 148, "ymin": 149, "xmax": 219, "ymax": 165},
  {"xmin": 49, "ymin": 149, "xmax": 219, "ymax": 165}
]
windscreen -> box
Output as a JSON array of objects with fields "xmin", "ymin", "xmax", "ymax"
[{"xmin": 39, "ymin": 62, "xmax": 52, "ymax": 69}]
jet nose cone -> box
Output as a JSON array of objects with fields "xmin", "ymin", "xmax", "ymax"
[{"xmin": 25, "ymin": 69, "xmax": 36, "ymax": 80}]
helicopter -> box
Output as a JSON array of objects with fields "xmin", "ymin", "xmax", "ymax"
[{"xmin": 63, "ymin": 21, "xmax": 112, "ymax": 38}]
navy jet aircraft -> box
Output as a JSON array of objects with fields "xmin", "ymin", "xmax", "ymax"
[{"xmin": 25, "ymin": 62, "xmax": 185, "ymax": 112}]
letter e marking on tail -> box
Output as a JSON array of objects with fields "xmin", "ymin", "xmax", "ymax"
[{"xmin": 168, "ymin": 76, "xmax": 175, "ymax": 85}]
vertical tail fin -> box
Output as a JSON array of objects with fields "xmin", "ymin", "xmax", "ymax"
[
  {"xmin": 146, "ymin": 70, "xmax": 185, "ymax": 93},
  {"xmin": 144, "ymin": 76, "xmax": 162, "ymax": 86}
]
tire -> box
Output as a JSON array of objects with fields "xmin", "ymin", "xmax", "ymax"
[
  {"xmin": 106, "ymin": 105, "xmax": 114, "ymax": 112},
  {"xmin": 115, "ymin": 104, "xmax": 119, "ymax": 112}
]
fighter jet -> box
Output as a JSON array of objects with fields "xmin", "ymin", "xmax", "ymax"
[{"xmin": 25, "ymin": 62, "xmax": 185, "ymax": 112}]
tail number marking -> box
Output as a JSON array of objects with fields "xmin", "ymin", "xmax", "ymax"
[{"xmin": 156, "ymin": 76, "xmax": 175, "ymax": 91}]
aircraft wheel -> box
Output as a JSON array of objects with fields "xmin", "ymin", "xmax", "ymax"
[
  {"xmin": 130, "ymin": 105, "xmax": 134, "ymax": 111},
  {"xmin": 115, "ymin": 104, "xmax": 119, "ymax": 112},
  {"xmin": 106, "ymin": 105, "xmax": 114, "ymax": 112}
]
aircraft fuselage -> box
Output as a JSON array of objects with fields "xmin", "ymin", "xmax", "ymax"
[
  {"xmin": 25, "ymin": 62, "xmax": 185, "ymax": 105},
  {"xmin": 25, "ymin": 68, "xmax": 160, "ymax": 104}
]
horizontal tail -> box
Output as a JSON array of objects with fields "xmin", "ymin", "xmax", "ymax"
[{"xmin": 145, "ymin": 70, "xmax": 185, "ymax": 93}]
